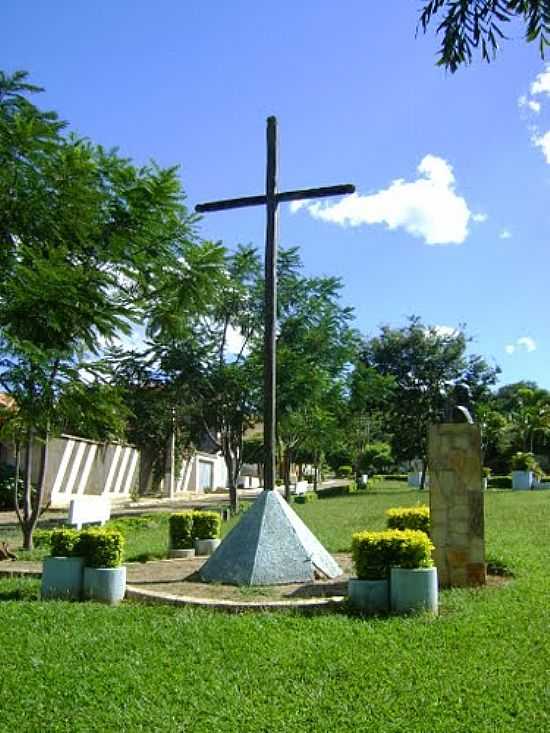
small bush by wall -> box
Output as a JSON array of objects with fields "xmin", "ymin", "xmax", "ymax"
[
  {"xmin": 192, "ymin": 511, "xmax": 221, "ymax": 540},
  {"xmin": 386, "ymin": 505, "xmax": 430, "ymax": 534},
  {"xmin": 488, "ymin": 475, "xmax": 512, "ymax": 489},
  {"xmin": 169, "ymin": 512, "xmax": 194, "ymax": 549},
  {"xmin": 337, "ymin": 465, "xmax": 353, "ymax": 478}
]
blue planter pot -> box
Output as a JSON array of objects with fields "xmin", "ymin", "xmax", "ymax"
[
  {"xmin": 512, "ymin": 471, "xmax": 533, "ymax": 490},
  {"xmin": 41, "ymin": 556, "xmax": 84, "ymax": 600},
  {"xmin": 390, "ymin": 567, "xmax": 438, "ymax": 615},
  {"xmin": 83, "ymin": 566, "xmax": 126, "ymax": 605},
  {"xmin": 348, "ymin": 578, "xmax": 389, "ymax": 613}
]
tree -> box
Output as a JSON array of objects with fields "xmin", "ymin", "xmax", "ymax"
[
  {"xmin": 0, "ymin": 70, "xmax": 220, "ymax": 547},
  {"xmin": 359, "ymin": 317, "xmax": 499, "ymax": 487},
  {"xmin": 418, "ymin": 0, "xmax": 550, "ymax": 72}
]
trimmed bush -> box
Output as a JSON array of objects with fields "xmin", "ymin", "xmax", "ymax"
[
  {"xmin": 50, "ymin": 528, "xmax": 80, "ymax": 557},
  {"xmin": 169, "ymin": 512, "xmax": 194, "ymax": 549},
  {"xmin": 78, "ymin": 528, "xmax": 124, "ymax": 568},
  {"xmin": 192, "ymin": 511, "xmax": 221, "ymax": 540},
  {"xmin": 34, "ymin": 529, "xmax": 53, "ymax": 548},
  {"xmin": 510, "ymin": 452, "xmax": 540, "ymax": 473},
  {"xmin": 337, "ymin": 465, "xmax": 353, "ymax": 478},
  {"xmin": 316, "ymin": 483, "xmax": 357, "ymax": 499},
  {"xmin": 386, "ymin": 505, "xmax": 430, "ymax": 534},
  {"xmin": 488, "ymin": 475, "xmax": 512, "ymax": 489},
  {"xmin": 294, "ymin": 492, "xmax": 318, "ymax": 504},
  {"xmin": 352, "ymin": 529, "xmax": 434, "ymax": 580}
]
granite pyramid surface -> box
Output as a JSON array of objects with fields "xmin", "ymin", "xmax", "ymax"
[{"xmin": 200, "ymin": 490, "xmax": 342, "ymax": 586}]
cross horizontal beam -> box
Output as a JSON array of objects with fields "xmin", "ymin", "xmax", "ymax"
[{"xmin": 195, "ymin": 183, "xmax": 355, "ymax": 213}]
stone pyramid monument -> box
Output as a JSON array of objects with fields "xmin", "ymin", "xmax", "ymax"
[{"xmin": 200, "ymin": 490, "xmax": 342, "ymax": 586}]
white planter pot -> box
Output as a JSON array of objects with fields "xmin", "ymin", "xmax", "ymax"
[
  {"xmin": 482, "ymin": 478, "xmax": 488, "ymax": 490},
  {"xmin": 83, "ymin": 566, "xmax": 126, "ymax": 605},
  {"xmin": 194, "ymin": 538, "xmax": 221, "ymax": 556},
  {"xmin": 512, "ymin": 471, "xmax": 533, "ymax": 490},
  {"xmin": 168, "ymin": 548, "xmax": 195, "ymax": 559},
  {"xmin": 348, "ymin": 578, "xmax": 389, "ymax": 613},
  {"xmin": 41, "ymin": 556, "xmax": 84, "ymax": 600},
  {"xmin": 390, "ymin": 566, "xmax": 438, "ymax": 615},
  {"xmin": 407, "ymin": 472, "xmax": 422, "ymax": 488}
]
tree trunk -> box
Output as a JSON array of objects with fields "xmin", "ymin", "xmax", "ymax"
[
  {"xmin": 313, "ymin": 462, "xmax": 319, "ymax": 491},
  {"xmin": 283, "ymin": 447, "xmax": 291, "ymax": 502}
]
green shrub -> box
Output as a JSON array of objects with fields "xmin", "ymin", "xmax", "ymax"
[
  {"xmin": 488, "ymin": 475, "xmax": 512, "ymax": 489},
  {"xmin": 482, "ymin": 467, "xmax": 492, "ymax": 478},
  {"xmin": 78, "ymin": 528, "xmax": 124, "ymax": 568},
  {"xmin": 169, "ymin": 512, "xmax": 194, "ymax": 549},
  {"xmin": 294, "ymin": 492, "xmax": 318, "ymax": 504},
  {"xmin": 192, "ymin": 511, "xmax": 221, "ymax": 540},
  {"xmin": 316, "ymin": 483, "xmax": 357, "ymax": 498},
  {"xmin": 0, "ymin": 463, "xmax": 24, "ymax": 510},
  {"xmin": 50, "ymin": 528, "xmax": 80, "ymax": 557},
  {"xmin": 386, "ymin": 505, "xmax": 430, "ymax": 534},
  {"xmin": 510, "ymin": 452, "xmax": 540, "ymax": 473},
  {"xmin": 351, "ymin": 529, "xmax": 434, "ymax": 580},
  {"xmin": 337, "ymin": 465, "xmax": 353, "ymax": 478},
  {"xmin": 33, "ymin": 529, "xmax": 53, "ymax": 548}
]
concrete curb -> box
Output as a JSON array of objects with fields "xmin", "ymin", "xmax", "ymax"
[
  {"xmin": 0, "ymin": 566, "xmax": 42, "ymax": 579},
  {"xmin": 125, "ymin": 585, "xmax": 345, "ymax": 614}
]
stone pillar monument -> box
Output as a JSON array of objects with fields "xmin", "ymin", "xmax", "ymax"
[{"xmin": 428, "ymin": 421, "xmax": 486, "ymax": 588}]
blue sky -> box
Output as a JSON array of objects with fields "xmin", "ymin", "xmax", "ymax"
[{"xmin": 3, "ymin": 1, "xmax": 550, "ymax": 388}]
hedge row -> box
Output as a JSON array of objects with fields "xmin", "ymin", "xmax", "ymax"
[
  {"xmin": 371, "ymin": 474, "xmax": 408, "ymax": 482},
  {"xmin": 316, "ymin": 483, "xmax": 357, "ymax": 499},
  {"xmin": 386, "ymin": 505, "xmax": 430, "ymax": 533},
  {"xmin": 294, "ymin": 492, "xmax": 318, "ymax": 504},
  {"xmin": 169, "ymin": 511, "xmax": 221, "ymax": 549}
]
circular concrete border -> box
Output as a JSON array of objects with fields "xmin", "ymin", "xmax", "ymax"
[{"xmin": 125, "ymin": 584, "xmax": 346, "ymax": 614}]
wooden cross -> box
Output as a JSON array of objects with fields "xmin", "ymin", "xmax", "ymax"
[{"xmin": 195, "ymin": 116, "xmax": 355, "ymax": 492}]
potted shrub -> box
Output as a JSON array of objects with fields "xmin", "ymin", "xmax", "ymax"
[
  {"xmin": 389, "ymin": 530, "xmax": 437, "ymax": 615},
  {"xmin": 80, "ymin": 528, "xmax": 126, "ymax": 604},
  {"xmin": 348, "ymin": 530, "xmax": 403, "ymax": 613},
  {"xmin": 193, "ymin": 511, "xmax": 221, "ymax": 556},
  {"xmin": 41, "ymin": 528, "xmax": 84, "ymax": 600},
  {"xmin": 385, "ymin": 505, "xmax": 430, "ymax": 534},
  {"xmin": 482, "ymin": 467, "xmax": 492, "ymax": 490},
  {"xmin": 168, "ymin": 512, "xmax": 195, "ymax": 559},
  {"xmin": 510, "ymin": 452, "xmax": 539, "ymax": 490}
]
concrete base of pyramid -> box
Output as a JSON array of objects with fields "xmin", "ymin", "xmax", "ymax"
[{"xmin": 200, "ymin": 490, "xmax": 342, "ymax": 586}]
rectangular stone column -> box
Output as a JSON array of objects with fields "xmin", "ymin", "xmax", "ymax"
[{"xmin": 428, "ymin": 423, "xmax": 486, "ymax": 587}]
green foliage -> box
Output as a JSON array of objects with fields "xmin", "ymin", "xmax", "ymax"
[
  {"xmin": 78, "ymin": 528, "xmax": 124, "ymax": 568},
  {"xmin": 352, "ymin": 529, "xmax": 434, "ymax": 580},
  {"xmin": 0, "ymin": 463, "xmax": 24, "ymax": 510},
  {"xmin": 49, "ymin": 528, "xmax": 80, "ymax": 557},
  {"xmin": 386, "ymin": 505, "xmax": 430, "ymax": 533},
  {"xmin": 293, "ymin": 492, "xmax": 318, "ymax": 504},
  {"xmin": 168, "ymin": 512, "xmax": 194, "ymax": 549},
  {"xmin": 316, "ymin": 483, "xmax": 357, "ymax": 498},
  {"xmin": 33, "ymin": 528, "xmax": 53, "ymax": 548},
  {"xmin": 337, "ymin": 465, "xmax": 353, "ymax": 478},
  {"xmin": 418, "ymin": 0, "xmax": 550, "ymax": 73},
  {"xmin": 192, "ymin": 511, "xmax": 221, "ymax": 540},
  {"xmin": 510, "ymin": 451, "xmax": 540, "ymax": 473},
  {"xmin": 359, "ymin": 442, "xmax": 393, "ymax": 474},
  {"xmin": 488, "ymin": 475, "xmax": 512, "ymax": 489},
  {"xmin": 482, "ymin": 467, "xmax": 492, "ymax": 478}
]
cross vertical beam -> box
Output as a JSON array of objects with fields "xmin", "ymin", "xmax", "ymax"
[{"xmin": 264, "ymin": 116, "xmax": 278, "ymax": 492}]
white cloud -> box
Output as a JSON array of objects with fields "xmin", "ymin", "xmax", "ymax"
[
  {"xmin": 518, "ymin": 336, "xmax": 537, "ymax": 352},
  {"xmin": 289, "ymin": 200, "xmax": 305, "ymax": 213},
  {"xmin": 472, "ymin": 212, "xmax": 488, "ymax": 223},
  {"xmin": 295, "ymin": 155, "xmax": 472, "ymax": 246},
  {"xmin": 532, "ymin": 130, "xmax": 550, "ymax": 163},
  {"xmin": 499, "ymin": 228, "xmax": 512, "ymax": 240},
  {"xmin": 432, "ymin": 325, "xmax": 459, "ymax": 338},
  {"xmin": 530, "ymin": 67, "xmax": 550, "ymax": 96},
  {"xmin": 518, "ymin": 94, "xmax": 541, "ymax": 113},
  {"xmin": 506, "ymin": 337, "xmax": 537, "ymax": 355}
]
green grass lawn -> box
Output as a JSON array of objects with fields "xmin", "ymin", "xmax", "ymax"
[{"xmin": 1, "ymin": 489, "xmax": 550, "ymax": 731}]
